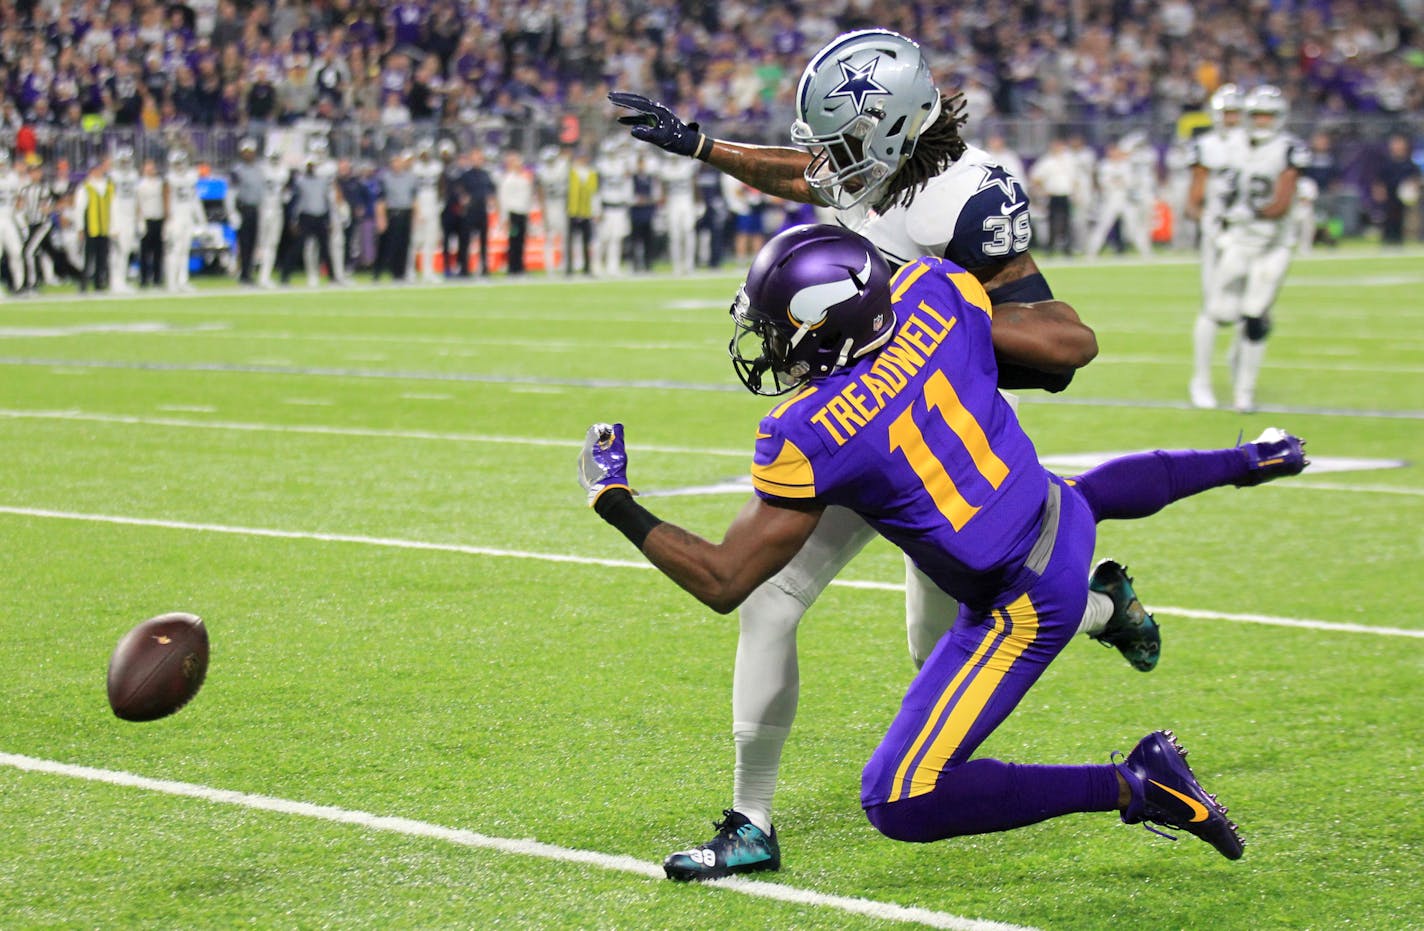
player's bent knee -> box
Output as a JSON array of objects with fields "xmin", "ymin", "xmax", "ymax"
[
  {"xmin": 864, "ymin": 802, "xmax": 938, "ymax": 844},
  {"xmin": 1243, "ymin": 315, "xmax": 1271, "ymax": 341}
]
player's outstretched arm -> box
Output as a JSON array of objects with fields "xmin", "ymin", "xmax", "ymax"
[
  {"xmin": 578, "ymin": 422, "xmax": 823, "ymax": 614},
  {"xmin": 608, "ymin": 91, "xmax": 818, "ymax": 204},
  {"xmin": 638, "ymin": 497, "xmax": 823, "ymax": 614}
]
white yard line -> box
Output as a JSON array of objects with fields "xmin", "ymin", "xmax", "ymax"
[
  {"xmin": 2, "ymin": 410, "xmax": 1419, "ymax": 494},
  {"xmin": 0, "ymin": 409, "xmax": 752, "ymax": 457},
  {"xmin": 0, "ymin": 505, "xmax": 1418, "ymax": 640},
  {"xmin": 0, "ymin": 752, "xmax": 1031, "ymax": 931}
]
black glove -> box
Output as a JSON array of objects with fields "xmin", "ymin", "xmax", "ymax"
[{"xmin": 608, "ymin": 92, "xmax": 708, "ymax": 159}]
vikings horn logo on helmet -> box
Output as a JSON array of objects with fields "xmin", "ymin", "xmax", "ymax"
[{"xmin": 787, "ymin": 253, "xmax": 874, "ymax": 330}]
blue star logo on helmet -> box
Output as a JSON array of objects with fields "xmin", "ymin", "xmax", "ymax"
[{"xmin": 826, "ymin": 57, "xmax": 890, "ymax": 113}]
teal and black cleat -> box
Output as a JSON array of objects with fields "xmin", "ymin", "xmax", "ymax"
[
  {"xmin": 663, "ymin": 810, "xmax": 780, "ymax": 881},
  {"xmin": 1114, "ymin": 729, "xmax": 1244, "ymax": 860},
  {"xmin": 1088, "ymin": 559, "xmax": 1160, "ymax": 672},
  {"xmin": 1233, "ymin": 427, "xmax": 1308, "ymax": 486}
]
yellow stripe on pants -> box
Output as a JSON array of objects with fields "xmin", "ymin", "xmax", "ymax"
[{"xmin": 890, "ymin": 593, "xmax": 1042, "ymax": 801}]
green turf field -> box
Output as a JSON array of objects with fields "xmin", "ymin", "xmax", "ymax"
[{"xmin": 1, "ymin": 251, "xmax": 1421, "ymax": 930}]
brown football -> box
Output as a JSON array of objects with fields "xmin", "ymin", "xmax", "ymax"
[{"xmin": 106, "ymin": 613, "xmax": 209, "ymax": 722}]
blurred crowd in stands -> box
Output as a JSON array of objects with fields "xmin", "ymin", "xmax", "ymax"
[
  {"xmin": 0, "ymin": 0, "xmax": 1419, "ymax": 295},
  {"xmin": 1, "ymin": 0, "xmax": 1420, "ymax": 146}
]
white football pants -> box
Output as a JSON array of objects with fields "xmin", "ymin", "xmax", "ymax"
[
  {"xmin": 596, "ymin": 207, "xmax": 630, "ymax": 276},
  {"xmin": 109, "ymin": 214, "xmax": 136, "ymax": 291},
  {"xmin": 0, "ymin": 211, "xmax": 24, "ymax": 292},
  {"xmin": 256, "ymin": 206, "xmax": 283, "ymax": 286},
  {"xmin": 665, "ymin": 195, "xmax": 697, "ymax": 275},
  {"xmin": 165, "ymin": 218, "xmax": 193, "ymax": 291}
]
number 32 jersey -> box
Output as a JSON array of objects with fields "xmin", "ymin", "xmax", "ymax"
[
  {"xmin": 750, "ymin": 257, "xmax": 1050, "ymax": 606},
  {"xmin": 837, "ymin": 144, "xmax": 1032, "ymax": 272}
]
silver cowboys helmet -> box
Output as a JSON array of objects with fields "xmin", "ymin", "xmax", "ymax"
[
  {"xmin": 1245, "ymin": 85, "xmax": 1287, "ymax": 143},
  {"xmin": 168, "ymin": 149, "xmax": 190, "ymax": 169},
  {"xmin": 114, "ymin": 145, "xmax": 135, "ymax": 166},
  {"xmin": 1208, "ymin": 83, "xmax": 1244, "ymax": 129},
  {"xmin": 791, "ymin": 29, "xmax": 942, "ymax": 210}
]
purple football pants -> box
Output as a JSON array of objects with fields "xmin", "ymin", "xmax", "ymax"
[{"xmin": 862, "ymin": 447, "xmax": 1252, "ymax": 842}]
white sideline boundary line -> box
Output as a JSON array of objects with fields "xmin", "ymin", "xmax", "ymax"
[
  {"xmin": 0, "ymin": 409, "xmax": 751, "ymax": 458},
  {"xmin": 0, "ymin": 753, "xmax": 1034, "ymax": 931},
  {"xmin": 1, "ymin": 505, "xmax": 1419, "ymax": 640}
]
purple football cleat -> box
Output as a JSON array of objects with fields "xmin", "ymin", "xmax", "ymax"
[
  {"xmin": 1233, "ymin": 427, "xmax": 1308, "ymax": 487},
  {"xmin": 1114, "ymin": 730, "xmax": 1244, "ymax": 860}
]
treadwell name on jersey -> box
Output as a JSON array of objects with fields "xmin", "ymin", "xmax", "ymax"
[{"xmin": 808, "ymin": 299, "xmax": 957, "ymax": 447}]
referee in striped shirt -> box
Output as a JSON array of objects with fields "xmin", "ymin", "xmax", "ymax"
[{"xmin": 19, "ymin": 159, "xmax": 79, "ymax": 293}]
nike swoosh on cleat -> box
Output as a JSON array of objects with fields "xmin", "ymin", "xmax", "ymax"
[{"xmin": 1149, "ymin": 779, "xmax": 1211, "ymax": 822}]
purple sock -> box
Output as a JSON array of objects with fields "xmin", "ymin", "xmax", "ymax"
[
  {"xmin": 864, "ymin": 759, "xmax": 1121, "ymax": 842},
  {"xmin": 1070, "ymin": 448, "xmax": 1249, "ymax": 522}
]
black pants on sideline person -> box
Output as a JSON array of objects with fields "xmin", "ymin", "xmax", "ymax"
[
  {"xmin": 284, "ymin": 212, "xmax": 335, "ymax": 283},
  {"xmin": 82, "ymin": 234, "xmax": 110, "ymax": 292},
  {"xmin": 442, "ymin": 208, "xmax": 465, "ymax": 276},
  {"xmin": 566, "ymin": 217, "xmax": 593, "ymax": 274},
  {"xmin": 506, "ymin": 212, "xmax": 527, "ymax": 274},
  {"xmin": 139, "ymin": 218, "xmax": 164, "ymax": 286},
  {"xmin": 237, "ymin": 203, "xmax": 259, "ymax": 282},
  {"xmin": 1047, "ymin": 194, "xmax": 1073, "ymax": 255},
  {"xmin": 377, "ymin": 208, "xmax": 412, "ymax": 280},
  {"xmin": 462, "ymin": 212, "xmax": 489, "ymax": 275}
]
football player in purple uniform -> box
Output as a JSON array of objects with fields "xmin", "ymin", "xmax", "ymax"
[
  {"xmin": 579, "ymin": 225, "xmax": 1309, "ymax": 866},
  {"xmin": 610, "ymin": 30, "xmax": 1159, "ymax": 880}
]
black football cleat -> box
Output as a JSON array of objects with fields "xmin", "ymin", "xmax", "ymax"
[
  {"xmin": 1115, "ymin": 730, "xmax": 1244, "ymax": 860},
  {"xmin": 1088, "ymin": 559, "xmax": 1160, "ymax": 672},
  {"xmin": 1234, "ymin": 427, "xmax": 1308, "ymax": 486},
  {"xmin": 663, "ymin": 809, "xmax": 780, "ymax": 881}
]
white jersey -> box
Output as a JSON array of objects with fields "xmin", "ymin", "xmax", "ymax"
[
  {"xmin": 1225, "ymin": 131, "xmax": 1311, "ymax": 246},
  {"xmin": 659, "ymin": 155, "xmax": 698, "ymax": 202},
  {"xmin": 261, "ymin": 163, "xmax": 289, "ymax": 210},
  {"xmin": 167, "ymin": 167, "xmax": 202, "ymax": 223},
  {"xmin": 413, "ymin": 157, "xmax": 441, "ymax": 206},
  {"xmin": 110, "ymin": 166, "xmax": 139, "ymax": 229},
  {"xmin": 840, "ymin": 144, "xmax": 1032, "ymax": 271},
  {"xmin": 1189, "ymin": 127, "xmax": 1249, "ymax": 222},
  {"xmin": 537, "ymin": 156, "xmax": 571, "ymax": 205},
  {"xmin": 0, "ymin": 168, "xmax": 21, "ymax": 214},
  {"xmin": 597, "ymin": 154, "xmax": 634, "ymax": 207},
  {"xmin": 1095, "ymin": 157, "xmax": 1134, "ymax": 197}
]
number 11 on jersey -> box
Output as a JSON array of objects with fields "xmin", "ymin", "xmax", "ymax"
[{"xmin": 888, "ymin": 369, "xmax": 1009, "ymax": 530}]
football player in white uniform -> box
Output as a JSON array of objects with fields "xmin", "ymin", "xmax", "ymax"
[
  {"xmin": 164, "ymin": 149, "xmax": 203, "ymax": 293},
  {"xmin": 1194, "ymin": 85, "xmax": 1308, "ymax": 412},
  {"xmin": 594, "ymin": 141, "xmax": 633, "ymax": 276},
  {"xmin": 1084, "ymin": 139, "xmax": 1150, "ymax": 257},
  {"xmin": 1185, "ymin": 85, "xmax": 1248, "ymax": 409},
  {"xmin": 0, "ymin": 149, "xmax": 27, "ymax": 295},
  {"xmin": 535, "ymin": 145, "xmax": 570, "ymax": 277},
  {"xmin": 109, "ymin": 146, "xmax": 140, "ymax": 292},
  {"xmin": 257, "ymin": 149, "xmax": 290, "ymax": 288},
  {"xmin": 612, "ymin": 29, "xmax": 1147, "ymax": 882},
  {"xmin": 659, "ymin": 152, "xmax": 698, "ymax": 275},
  {"xmin": 411, "ymin": 140, "xmax": 443, "ymax": 283}
]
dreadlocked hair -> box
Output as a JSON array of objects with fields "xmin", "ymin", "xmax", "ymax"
[{"xmin": 875, "ymin": 92, "xmax": 969, "ymax": 212}]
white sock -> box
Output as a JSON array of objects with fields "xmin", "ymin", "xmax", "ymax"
[
  {"xmin": 1078, "ymin": 591, "xmax": 1114, "ymax": 635},
  {"xmin": 731, "ymin": 722, "xmax": 786, "ymax": 834},
  {"xmin": 1235, "ymin": 337, "xmax": 1268, "ymax": 404},
  {"xmin": 1192, "ymin": 313, "xmax": 1218, "ymax": 386},
  {"xmin": 729, "ymin": 583, "xmax": 806, "ymax": 834}
]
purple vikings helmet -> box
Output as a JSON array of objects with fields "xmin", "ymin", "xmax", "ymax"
[{"xmin": 730, "ymin": 225, "xmax": 896, "ymax": 396}]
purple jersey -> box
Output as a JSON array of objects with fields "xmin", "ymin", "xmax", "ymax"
[{"xmin": 750, "ymin": 257, "xmax": 1049, "ymax": 606}]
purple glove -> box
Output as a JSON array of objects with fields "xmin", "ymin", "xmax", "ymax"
[
  {"xmin": 578, "ymin": 422, "xmax": 631, "ymax": 505},
  {"xmin": 608, "ymin": 92, "xmax": 707, "ymax": 159}
]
